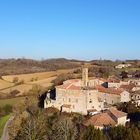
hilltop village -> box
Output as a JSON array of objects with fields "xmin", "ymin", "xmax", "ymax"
[{"xmin": 45, "ymin": 68, "xmax": 140, "ymax": 129}]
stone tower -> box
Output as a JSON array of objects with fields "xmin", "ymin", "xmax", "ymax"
[{"xmin": 82, "ymin": 68, "xmax": 88, "ymax": 87}]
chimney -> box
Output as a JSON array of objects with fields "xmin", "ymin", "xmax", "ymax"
[{"xmin": 82, "ymin": 68, "xmax": 88, "ymax": 87}]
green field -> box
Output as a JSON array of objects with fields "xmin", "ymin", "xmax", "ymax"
[
  {"xmin": 0, "ymin": 114, "xmax": 11, "ymax": 137},
  {"xmin": 0, "ymin": 97, "xmax": 26, "ymax": 107}
]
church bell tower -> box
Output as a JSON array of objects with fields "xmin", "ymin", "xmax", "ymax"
[{"xmin": 82, "ymin": 68, "xmax": 88, "ymax": 87}]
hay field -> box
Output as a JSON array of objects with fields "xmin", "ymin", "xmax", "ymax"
[
  {"xmin": 0, "ymin": 84, "xmax": 33, "ymax": 97},
  {"xmin": 0, "ymin": 77, "xmax": 56, "ymax": 97},
  {"xmin": 27, "ymin": 76, "xmax": 56, "ymax": 88},
  {"xmin": 0, "ymin": 79, "xmax": 14, "ymax": 90},
  {"xmin": 2, "ymin": 69, "xmax": 73, "ymax": 83},
  {"xmin": 0, "ymin": 69, "xmax": 73, "ymax": 98}
]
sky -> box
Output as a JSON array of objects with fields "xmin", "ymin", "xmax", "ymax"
[{"xmin": 0, "ymin": 0, "xmax": 140, "ymax": 60}]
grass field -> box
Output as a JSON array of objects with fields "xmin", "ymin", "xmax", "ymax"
[
  {"xmin": 0, "ymin": 114, "xmax": 11, "ymax": 137},
  {"xmin": 0, "ymin": 97, "xmax": 26, "ymax": 107}
]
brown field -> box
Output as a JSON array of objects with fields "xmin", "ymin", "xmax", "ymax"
[
  {"xmin": 0, "ymin": 84, "xmax": 33, "ymax": 97},
  {"xmin": 2, "ymin": 69, "xmax": 73, "ymax": 83},
  {"xmin": 27, "ymin": 76, "xmax": 56, "ymax": 87},
  {"xmin": 0, "ymin": 69, "xmax": 73, "ymax": 98},
  {"xmin": 0, "ymin": 79, "xmax": 14, "ymax": 90}
]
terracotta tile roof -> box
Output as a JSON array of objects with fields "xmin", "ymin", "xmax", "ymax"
[
  {"xmin": 91, "ymin": 77, "xmax": 120, "ymax": 83},
  {"xmin": 57, "ymin": 83, "xmax": 81, "ymax": 90},
  {"xmin": 57, "ymin": 83, "xmax": 72, "ymax": 89},
  {"xmin": 68, "ymin": 85, "xmax": 81, "ymax": 90},
  {"xmin": 96, "ymin": 85, "xmax": 124, "ymax": 95},
  {"xmin": 120, "ymin": 84, "xmax": 135, "ymax": 92},
  {"xmin": 84, "ymin": 113, "xmax": 116, "ymax": 127},
  {"xmin": 109, "ymin": 109, "xmax": 127, "ymax": 118}
]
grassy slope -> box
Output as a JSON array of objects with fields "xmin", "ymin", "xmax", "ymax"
[
  {"xmin": 0, "ymin": 114, "xmax": 11, "ymax": 137},
  {"xmin": 0, "ymin": 97, "xmax": 26, "ymax": 107}
]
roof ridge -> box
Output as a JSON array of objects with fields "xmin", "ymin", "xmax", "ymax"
[{"xmin": 66, "ymin": 83, "xmax": 73, "ymax": 89}]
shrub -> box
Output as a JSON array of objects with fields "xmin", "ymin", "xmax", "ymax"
[
  {"xmin": 3, "ymin": 104, "xmax": 13, "ymax": 115},
  {"xmin": 10, "ymin": 90, "xmax": 20, "ymax": 97},
  {"xmin": 13, "ymin": 77, "xmax": 19, "ymax": 83}
]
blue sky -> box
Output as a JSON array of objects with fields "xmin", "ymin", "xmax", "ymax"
[{"xmin": 0, "ymin": 0, "xmax": 140, "ymax": 60}]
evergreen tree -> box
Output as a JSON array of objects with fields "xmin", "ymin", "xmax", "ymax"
[{"xmin": 82, "ymin": 125, "xmax": 107, "ymax": 140}]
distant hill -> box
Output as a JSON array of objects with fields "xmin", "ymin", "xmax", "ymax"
[
  {"xmin": 0, "ymin": 58, "xmax": 139, "ymax": 76},
  {"xmin": 0, "ymin": 58, "xmax": 83, "ymax": 76}
]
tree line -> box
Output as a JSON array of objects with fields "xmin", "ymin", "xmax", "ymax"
[{"xmin": 8, "ymin": 96, "xmax": 140, "ymax": 140}]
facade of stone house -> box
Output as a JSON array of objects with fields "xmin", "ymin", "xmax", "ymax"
[
  {"xmin": 96, "ymin": 85, "xmax": 131, "ymax": 105},
  {"xmin": 54, "ymin": 86, "xmax": 103, "ymax": 114}
]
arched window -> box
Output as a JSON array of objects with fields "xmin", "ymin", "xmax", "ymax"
[{"xmin": 89, "ymin": 99, "xmax": 92, "ymax": 103}]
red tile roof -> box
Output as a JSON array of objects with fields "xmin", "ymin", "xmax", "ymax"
[
  {"xmin": 109, "ymin": 109, "xmax": 127, "ymax": 118},
  {"xmin": 84, "ymin": 113, "xmax": 116, "ymax": 127},
  {"xmin": 120, "ymin": 84, "xmax": 135, "ymax": 92},
  {"xmin": 57, "ymin": 83, "xmax": 81, "ymax": 90},
  {"xmin": 96, "ymin": 85, "xmax": 124, "ymax": 95},
  {"xmin": 68, "ymin": 85, "xmax": 81, "ymax": 90}
]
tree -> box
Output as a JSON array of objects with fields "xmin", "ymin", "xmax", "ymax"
[
  {"xmin": 108, "ymin": 125, "xmax": 140, "ymax": 140},
  {"xmin": 3, "ymin": 104, "xmax": 12, "ymax": 114},
  {"xmin": 82, "ymin": 125, "xmax": 107, "ymax": 140},
  {"xmin": 15, "ymin": 112, "xmax": 47, "ymax": 140},
  {"xmin": 120, "ymin": 71, "xmax": 128, "ymax": 80},
  {"xmin": 50, "ymin": 118, "xmax": 78, "ymax": 140},
  {"xmin": 9, "ymin": 111, "xmax": 28, "ymax": 140}
]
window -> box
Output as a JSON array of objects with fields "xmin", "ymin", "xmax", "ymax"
[
  {"xmin": 89, "ymin": 99, "xmax": 92, "ymax": 103},
  {"xmin": 69, "ymin": 98, "xmax": 71, "ymax": 102}
]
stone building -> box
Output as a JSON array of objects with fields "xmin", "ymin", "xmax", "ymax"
[
  {"xmin": 84, "ymin": 108, "xmax": 129, "ymax": 129},
  {"xmin": 96, "ymin": 85, "xmax": 131, "ymax": 105},
  {"xmin": 44, "ymin": 68, "xmax": 131, "ymax": 115}
]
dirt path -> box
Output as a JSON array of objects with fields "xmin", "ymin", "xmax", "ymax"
[{"xmin": 0, "ymin": 116, "xmax": 14, "ymax": 140}]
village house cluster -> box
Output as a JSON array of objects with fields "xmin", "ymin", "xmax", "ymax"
[
  {"xmin": 44, "ymin": 68, "xmax": 140, "ymax": 128},
  {"xmin": 115, "ymin": 63, "xmax": 132, "ymax": 69}
]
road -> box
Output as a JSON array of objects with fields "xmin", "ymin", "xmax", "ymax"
[{"xmin": 0, "ymin": 116, "xmax": 14, "ymax": 140}]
